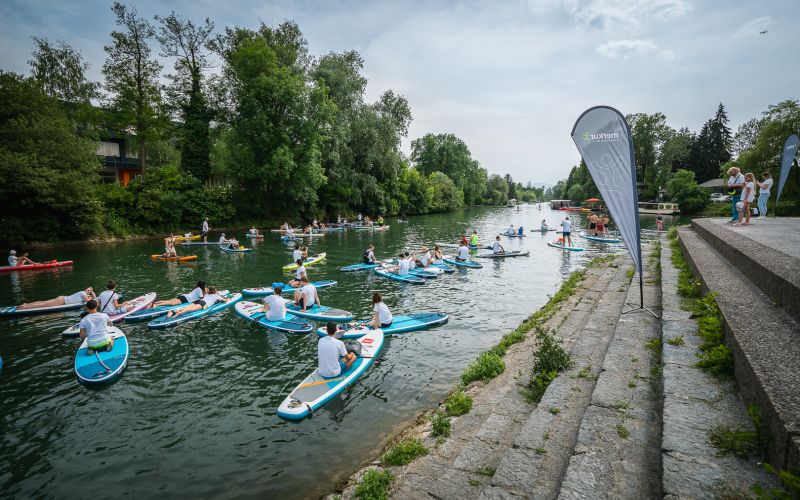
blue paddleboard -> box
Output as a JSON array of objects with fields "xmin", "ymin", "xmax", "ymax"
[
  {"xmin": 373, "ymin": 268, "xmax": 426, "ymax": 284},
  {"xmin": 242, "ymin": 280, "xmax": 337, "ymax": 297},
  {"xmin": 547, "ymin": 240, "xmax": 584, "ymax": 252},
  {"xmin": 74, "ymin": 327, "xmax": 128, "ymax": 385},
  {"xmin": 234, "ymin": 301, "xmax": 313, "ymax": 334},
  {"xmin": 442, "ymin": 258, "xmax": 483, "ymax": 269},
  {"xmin": 317, "ymin": 312, "xmax": 449, "ymax": 339},
  {"xmin": 339, "ymin": 262, "xmax": 381, "ymax": 272},
  {"xmin": 147, "ymin": 292, "xmax": 242, "ymax": 329}
]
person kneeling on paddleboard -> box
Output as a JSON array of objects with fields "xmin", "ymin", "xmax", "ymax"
[
  {"xmin": 17, "ymin": 287, "xmax": 95, "ymax": 310},
  {"xmin": 151, "ymin": 281, "xmax": 205, "ymax": 308},
  {"xmin": 469, "ymin": 231, "xmax": 479, "ymax": 247},
  {"xmin": 263, "ymin": 286, "xmax": 287, "ymax": 321},
  {"xmin": 219, "ymin": 233, "xmax": 229, "ymax": 245},
  {"xmin": 98, "ymin": 280, "xmax": 133, "ymax": 315},
  {"xmin": 560, "ymin": 217, "xmax": 573, "ymax": 248},
  {"xmin": 492, "ymin": 236, "xmax": 505, "ymax": 255},
  {"xmin": 166, "ymin": 286, "xmax": 228, "ymax": 318},
  {"xmin": 368, "ymin": 292, "xmax": 393, "ymax": 329},
  {"xmin": 541, "ymin": 219, "xmax": 549, "ymax": 231},
  {"xmin": 456, "ymin": 242, "xmax": 469, "ymax": 262},
  {"xmin": 80, "ymin": 299, "xmax": 114, "ymax": 355},
  {"xmin": 319, "ymin": 322, "xmax": 356, "ymax": 378},
  {"xmin": 363, "ymin": 244, "xmax": 377, "ymax": 264},
  {"xmin": 293, "ymin": 277, "xmax": 320, "ymax": 311},
  {"xmin": 289, "ymin": 260, "xmax": 307, "ymax": 288}
]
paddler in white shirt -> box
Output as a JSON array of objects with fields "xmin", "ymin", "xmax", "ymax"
[
  {"xmin": 165, "ymin": 286, "xmax": 229, "ymax": 318},
  {"xmin": 492, "ymin": 236, "xmax": 505, "ymax": 255}
]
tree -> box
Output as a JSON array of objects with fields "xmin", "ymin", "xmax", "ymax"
[
  {"xmin": 706, "ymin": 103, "xmax": 732, "ymax": 178},
  {"xmin": 28, "ymin": 38, "xmax": 98, "ymax": 106},
  {"xmin": 627, "ymin": 112, "xmax": 670, "ymax": 200},
  {"xmin": 666, "ymin": 169, "xmax": 708, "ymax": 214},
  {"xmin": 155, "ymin": 11, "xmax": 215, "ymax": 181},
  {"xmin": 103, "ymin": 2, "xmax": 164, "ymax": 173},
  {"xmin": 505, "ymin": 174, "xmax": 517, "ymax": 200},
  {"xmin": 732, "ymin": 118, "xmax": 762, "ymax": 159},
  {"xmin": 484, "ymin": 174, "xmax": 509, "ymax": 205},
  {"xmin": 410, "ymin": 133, "xmax": 485, "ymax": 205}
]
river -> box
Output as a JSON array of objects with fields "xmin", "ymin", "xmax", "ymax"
[{"xmin": 0, "ymin": 205, "xmax": 672, "ymax": 498}]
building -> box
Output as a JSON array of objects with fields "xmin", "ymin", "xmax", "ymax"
[
  {"xmin": 698, "ymin": 178, "xmax": 725, "ymax": 194},
  {"xmin": 96, "ymin": 133, "xmax": 141, "ymax": 186}
]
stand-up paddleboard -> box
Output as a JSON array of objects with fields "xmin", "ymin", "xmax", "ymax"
[
  {"xmin": 428, "ymin": 262, "xmax": 456, "ymax": 273},
  {"xmin": 396, "ymin": 219, "xmax": 409, "ymax": 223},
  {"xmin": 475, "ymin": 250, "xmax": 530, "ymax": 258},
  {"xmin": 282, "ymin": 253, "xmax": 327, "ymax": 271},
  {"xmin": 579, "ymin": 232, "xmax": 621, "ymax": 243},
  {"xmin": 277, "ymin": 329, "xmax": 384, "ymax": 420},
  {"xmin": 501, "ymin": 233, "xmax": 526, "ymax": 238},
  {"xmin": 74, "ymin": 326, "xmax": 128, "ymax": 385},
  {"xmin": 126, "ymin": 302, "xmax": 189, "ymax": 322},
  {"xmin": 219, "ymin": 245, "xmax": 253, "ymax": 253},
  {"xmin": 285, "ymin": 301, "xmax": 354, "ymax": 322},
  {"xmin": 62, "ymin": 292, "xmax": 156, "ymax": 336},
  {"xmin": 408, "ymin": 268, "xmax": 439, "ymax": 279},
  {"xmin": 180, "ymin": 241, "xmax": 220, "ymax": 246},
  {"xmin": 242, "ymin": 280, "xmax": 337, "ymax": 297},
  {"xmin": 547, "ymin": 240, "xmax": 584, "ymax": 252},
  {"xmin": 317, "ymin": 312, "xmax": 449, "ymax": 339},
  {"xmin": 374, "ymin": 268, "xmax": 426, "ymax": 284},
  {"xmin": 339, "ymin": 262, "xmax": 381, "ymax": 272},
  {"xmin": 150, "ymin": 255, "xmax": 197, "ymax": 261},
  {"xmin": 434, "ymin": 242, "xmax": 460, "ymax": 249},
  {"xmin": 532, "ymin": 228, "xmax": 556, "ymax": 232},
  {"xmin": 147, "ymin": 292, "xmax": 242, "ymax": 329},
  {"xmin": 442, "ymin": 258, "xmax": 483, "ymax": 269},
  {"xmin": 246, "ymin": 233, "xmax": 265, "ymax": 239},
  {"xmin": 0, "ymin": 299, "xmax": 86, "ymax": 317},
  {"xmin": 234, "ymin": 301, "xmax": 313, "ymax": 334},
  {"xmin": 174, "ymin": 234, "xmax": 201, "ymax": 242},
  {"xmin": 0, "ymin": 260, "xmax": 74, "ymax": 273}
]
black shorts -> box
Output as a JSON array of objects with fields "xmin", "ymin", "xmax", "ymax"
[
  {"xmin": 296, "ymin": 298, "xmax": 305, "ymax": 309},
  {"xmin": 562, "ymin": 231, "xmax": 571, "ymax": 237},
  {"xmin": 177, "ymin": 295, "xmax": 189, "ymax": 304},
  {"xmin": 381, "ymin": 321, "xmax": 393, "ymax": 328},
  {"xmin": 193, "ymin": 299, "xmax": 206, "ymax": 307},
  {"xmin": 201, "ymin": 231, "xmax": 208, "ymax": 237},
  {"xmin": 589, "ymin": 223, "xmax": 596, "ymax": 229}
]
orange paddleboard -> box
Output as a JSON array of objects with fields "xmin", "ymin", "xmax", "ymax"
[{"xmin": 150, "ymin": 255, "xmax": 198, "ymax": 261}]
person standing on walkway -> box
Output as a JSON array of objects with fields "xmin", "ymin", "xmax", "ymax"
[
  {"xmin": 201, "ymin": 218, "xmax": 209, "ymax": 242},
  {"xmin": 736, "ymin": 173, "xmax": 756, "ymax": 226},
  {"xmin": 726, "ymin": 166, "xmax": 745, "ymax": 223},
  {"xmin": 757, "ymin": 172, "xmax": 773, "ymax": 219}
]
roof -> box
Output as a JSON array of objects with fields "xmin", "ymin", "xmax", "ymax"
[{"xmin": 699, "ymin": 178, "xmax": 724, "ymax": 188}]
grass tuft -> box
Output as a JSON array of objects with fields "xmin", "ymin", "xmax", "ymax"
[
  {"xmin": 382, "ymin": 438, "xmax": 428, "ymax": 466},
  {"xmin": 355, "ymin": 469, "xmax": 393, "ymax": 500},
  {"xmin": 430, "ymin": 412, "xmax": 451, "ymax": 438},
  {"xmin": 462, "ymin": 352, "xmax": 505, "ymax": 385},
  {"xmin": 708, "ymin": 425, "xmax": 757, "ymax": 459},
  {"xmin": 616, "ymin": 424, "xmax": 630, "ymax": 438},
  {"xmin": 444, "ymin": 390, "xmax": 473, "ymax": 416}
]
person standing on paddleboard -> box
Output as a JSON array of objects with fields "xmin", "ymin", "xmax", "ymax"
[
  {"xmin": 561, "ymin": 217, "xmax": 574, "ymax": 248},
  {"xmin": 17, "ymin": 287, "xmax": 95, "ymax": 310},
  {"xmin": 201, "ymin": 218, "xmax": 209, "ymax": 242},
  {"xmin": 79, "ymin": 299, "xmax": 114, "ymax": 355},
  {"xmin": 368, "ymin": 292, "xmax": 393, "ymax": 329},
  {"xmin": 151, "ymin": 282, "xmax": 205, "ymax": 308},
  {"xmin": 319, "ymin": 322, "xmax": 356, "ymax": 378}
]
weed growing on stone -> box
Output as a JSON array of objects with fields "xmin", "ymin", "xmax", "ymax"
[
  {"xmin": 708, "ymin": 425, "xmax": 757, "ymax": 458},
  {"xmin": 747, "ymin": 405, "xmax": 769, "ymax": 461},
  {"xmin": 382, "ymin": 438, "xmax": 428, "ymax": 466},
  {"xmin": 628, "ymin": 381, "xmax": 637, "ymax": 388},
  {"xmin": 355, "ymin": 469, "xmax": 393, "ymax": 500},
  {"xmin": 616, "ymin": 424, "xmax": 630, "ymax": 439},
  {"xmin": 666, "ymin": 335, "xmax": 685, "ymax": 346},
  {"xmin": 753, "ymin": 463, "xmax": 800, "ymax": 499},
  {"xmin": 444, "ymin": 390, "xmax": 473, "ymax": 416},
  {"xmin": 692, "ymin": 293, "xmax": 733, "ymax": 378},
  {"xmin": 543, "ymin": 432, "xmax": 550, "ymax": 440},
  {"xmin": 430, "ymin": 412, "xmax": 451, "ymax": 438},
  {"xmin": 525, "ymin": 326, "xmax": 573, "ymax": 403},
  {"xmin": 469, "ymin": 479, "xmax": 482, "ymax": 486},
  {"xmin": 576, "ymin": 365, "xmax": 593, "ymax": 379},
  {"xmin": 614, "ymin": 400, "xmax": 629, "ymax": 411},
  {"xmin": 477, "ymin": 467, "xmax": 496, "ymax": 477},
  {"xmin": 524, "ymin": 370, "xmax": 557, "ymax": 404},
  {"xmin": 668, "ymin": 230, "xmax": 701, "ymax": 298},
  {"xmin": 549, "ymin": 407, "xmax": 561, "ymax": 415},
  {"xmin": 626, "ymin": 268, "xmax": 636, "ymax": 279},
  {"xmin": 586, "ymin": 255, "xmax": 617, "ymax": 268},
  {"xmin": 645, "ymin": 337, "xmax": 663, "ymax": 389},
  {"xmin": 535, "ymin": 447, "xmax": 547, "ymax": 455},
  {"xmin": 462, "ymin": 352, "xmax": 505, "ymax": 385}
]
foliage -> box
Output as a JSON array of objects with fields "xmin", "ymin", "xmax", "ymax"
[
  {"xmin": 708, "ymin": 425, "xmax": 757, "ymax": 458},
  {"xmin": 461, "ymin": 352, "xmax": 505, "ymax": 385},
  {"xmin": 28, "ymin": 37, "xmax": 99, "ymax": 106},
  {"xmin": 444, "ymin": 390, "xmax": 473, "ymax": 416},
  {"xmin": 430, "ymin": 412, "xmax": 451, "ymax": 437},
  {"xmin": 531, "ymin": 326, "xmax": 573, "ymax": 374},
  {"xmin": 666, "ymin": 169, "xmax": 709, "ymax": 214},
  {"xmin": 355, "ymin": 469, "xmax": 393, "ymax": 500},
  {"xmin": 411, "ymin": 133, "xmax": 488, "ymax": 206},
  {"xmin": 752, "ymin": 464, "xmax": 800, "ymax": 499},
  {"xmin": 382, "ymin": 438, "xmax": 428, "ymax": 466}
]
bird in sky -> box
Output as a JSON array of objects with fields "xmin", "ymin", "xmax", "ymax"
[{"xmin": 759, "ymin": 30, "xmax": 768, "ymax": 35}]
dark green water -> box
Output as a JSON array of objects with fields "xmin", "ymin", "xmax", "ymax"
[{"xmin": 0, "ymin": 206, "xmax": 671, "ymax": 498}]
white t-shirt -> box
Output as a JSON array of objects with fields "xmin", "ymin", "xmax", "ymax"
[
  {"xmin": 407, "ymin": 257, "xmax": 416, "ymax": 269},
  {"xmin": 295, "ymin": 265, "xmax": 307, "ymax": 280},
  {"xmin": 318, "ymin": 335, "xmax": 347, "ymax": 377},
  {"xmin": 182, "ymin": 287, "xmax": 204, "ymax": 302},
  {"xmin": 8, "ymin": 255, "xmax": 17, "ymax": 266},
  {"xmin": 97, "ymin": 290, "xmax": 119, "ymax": 313},
  {"xmin": 80, "ymin": 312, "xmax": 111, "ymax": 347},
  {"xmin": 264, "ymin": 295, "xmax": 286, "ymax": 321},
  {"xmin": 202, "ymin": 293, "xmax": 223, "ymax": 307},
  {"xmin": 219, "ymin": 236, "xmax": 227, "ymax": 243},
  {"xmin": 561, "ymin": 220, "xmax": 572, "ymax": 233},
  {"xmin": 743, "ymin": 181, "xmax": 756, "ymax": 203},
  {"xmin": 202, "ymin": 221, "xmax": 209, "ymax": 232},
  {"xmin": 728, "ymin": 173, "xmax": 744, "ymax": 192},
  {"xmin": 398, "ymin": 259, "xmax": 410, "ymax": 275},
  {"xmin": 760, "ymin": 178, "xmax": 773, "ymax": 194},
  {"xmin": 65, "ymin": 290, "xmax": 88, "ymax": 305},
  {"xmin": 373, "ymin": 302, "xmax": 393, "ymax": 325},
  {"xmin": 249, "ymin": 228, "xmax": 256, "ymax": 235},
  {"xmin": 301, "ymin": 284, "xmax": 317, "ymax": 306},
  {"xmin": 366, "ymin": 250, "xmax": 375, "ymax": 262},
  {"xmin": 492, "ymin": 240, "xmax": 502, "ymax": 253},
  {"xmin": 420, "ymin": 252, "xmax": 431, "ymax": 267},
  {"xmin": 293, "ymin": 249, "xmax": 303, "ymax": 262},
  {"xmin": 458, "ymin": 246, "xmax": 469, "ymax": 260}
]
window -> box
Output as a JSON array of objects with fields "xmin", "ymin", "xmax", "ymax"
[{"xmin": 96, "ymin": 141, "xmax": 120, "ymax": 157}]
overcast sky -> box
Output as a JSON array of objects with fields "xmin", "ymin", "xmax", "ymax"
[{"xmin": 0, "ymin": 0, "xmax": 796, "ymax": 184}]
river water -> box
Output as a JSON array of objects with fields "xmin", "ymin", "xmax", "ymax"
[{"xmin": 0, "ymin": 205, "xmax": 671, "ymax": 498}]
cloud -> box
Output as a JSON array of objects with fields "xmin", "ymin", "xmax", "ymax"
[
  {"xmin": 732, "ymin": 16, "xmax": 776, "ymax": 40},
  {"xmin": 595, "ymin": 39, "xmax": 656, "ymax": 59},
  {"xmin": 527, "ymin": 0, "xmax": 691, "ymax": 30}
]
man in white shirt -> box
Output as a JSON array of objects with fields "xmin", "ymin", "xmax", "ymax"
[
  {"xmin": 292, "ymin": 245, "xmax": 305, "ymax": 263},
  {"xmin": 318, "ymin": 322, "xmax": 356, "ymax": 377},
  {"xmin": 201, "ymin": 218, "xmax": 209, "ymax": 242},
  {"xmin": 79, "ymin": 299, "xmax": 114, "ymax": 354},
  {"xmin": 457, "ymin": 242, "xmax": 469, "ymax": 261},
  {"xmin": 726, "ymin": 166, "xmax": 745, "ymax": 223},
  {"xmin": 561, "ymin": 217, "xmax": 573, "ymax": 248},
  {"xmin": 492, "ymin": 236, "xmax": 505, "ymax": 254},
  {"xmin": 263, "ymin": 287, "xmax": 287, "ymax": 321},
  {"xmin": 294, "ymin": 277, "xmax": 319, "ymax": 311},
  {"xmin": 397, "ymin": 255, "xmax": 410, "ymax": 275}
]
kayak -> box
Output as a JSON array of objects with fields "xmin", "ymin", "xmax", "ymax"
[
  {"xmin": 339, "ymin": 262, "xmax": 381, "ymax": 272},
  {"xmin": 580, "ymin": 232, "xmax": 621, "ymax": 243},
  {"xmin": 147, "ymin": 291, "xmax": 242, "ymax": 329},
  {"xmin": 285, "ymin": 301, "xmax": 354, "ymax": 322},
  {"xmin": 0, "ymin": 260, "xmax": 74, "ymax": 273},
  {"xmin": 475, "ymin": 250, "xmax": 531, "ymax": 258},
  {"xmin": 547, "ymin": 240, "xmax": 585, "ymax": 252},
  {"xmin": 219, "ymin": 246, "xmax": 253, "ymax": 253},
  {"xmin": 181, "ymin": 241, "xmax": 221, "ymax": 246},
  {"xmin": 442, "ymin": 258, "xmax": 483, "ymax": 269},
  {"xmin": 283, "ymin": 253, "xmax": 327, "ymax": 271},
  {"xmin": 429, "ymin": 261, "xmax": 456, "ymax": 273},
  {"xmin": 317, "ymin": 312, "xmax": 449, "ymax": 339},
  {"xmin": 0, "ymin": 299, "xmax": 85, "ymax": 317},
  {"xmin": 277, "ymin": 329, "xmax": 384, "ymax": 420},
  {"xmin": 150, "ymin": 255, "xmax": 197, "ymax": 261},
  {"xmin": 74, "ymin": 326, "xmax": 128, "ymax": 385},
  {"xmin": 234, "ymin": 301, "xmax": 314, "ymax": 334},
  {"xmin": 242, "ymin": 280, "xmax": 338, "ymax": 297},
  {"xmin": 374, "ymin": 268, "xmax": 426, "ymax": 284},
  {"xmin": 61, "ymin": 292, "xmax": 157, "ymax": 336}
]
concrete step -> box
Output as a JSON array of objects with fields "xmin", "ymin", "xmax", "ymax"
[
  {"xmin": 678, "ymin": 227, "xmax": 800, "ymax": 471},
  {"xmin": 479, "ymin": 259, "xmax": 634, "ymax": 499}
]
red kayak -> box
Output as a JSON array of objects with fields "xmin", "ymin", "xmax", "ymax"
[{"xmin": 0, "ymin": 260, "xmax": 74, "ymax": 272}]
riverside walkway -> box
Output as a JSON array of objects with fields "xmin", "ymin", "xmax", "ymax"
[{"xmin": 331, "ymin": 219, "xmax": 800, "ymax": 498}]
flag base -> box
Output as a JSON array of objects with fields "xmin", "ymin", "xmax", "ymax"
[{"xmin": 622, "ymin": 303, "xmax": 660, "ymax": 318}]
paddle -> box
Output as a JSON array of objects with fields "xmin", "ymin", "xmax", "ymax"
[{"xmin": 94, "ymin": 351, "xmax": 112, "ymax": 372}]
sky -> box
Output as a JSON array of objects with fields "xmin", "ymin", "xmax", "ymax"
[{"xmin": 0, "ymin": 0, "xmax": 796, "ymax": 185}]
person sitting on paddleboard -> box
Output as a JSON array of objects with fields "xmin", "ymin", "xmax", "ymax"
[
  {"xmin": 456, "ymin": 241, "xmax": 470, "ymax": 261},
  {"xmin": 368, "ymin": 292, "xmax": 393, "ymax": 329},
  {"xmin": 289, "ymin": 260, "xmax": 307, "ymax": 288},
  {"xmin": 318, "ymin": 322, "xmax": 356, "ymax": 378},
  {"xmin": 469, "ymin": 231, "xmax": 479, "ymax": 248},
  {"xmin": 506, "ymin": 225, "xmax": 515, "ymax": 236},
  {"xmin": 97, "ymin": 280, "xmax": 134, "ymax": 315},
  {"xmin": 249, "ymin": 226, "xmax": 258, "ymax": 237},
  {"xmin": 363, "ymin": 244, "xmax": 377, "ymax": 264},
  {"xmin": 377, "ymin": 215, "xmax": 384, "ymax": 225},
  {"xmin": 202, "ymin": 218, "xmax": 210, "ymax": 242},
  {"xmin": 460, "ymin": 235, "xmax": 468, "ymax": 246},
  {"xmin": 80, "ymin": 299, "xmax": 114, "ymax": 355},
  {"xmin": 293, "ymin": 244, "xmax": 305, "ymax": 263},
  {"xmin": 517, "ymin": 226, "xmax": 524, "ymax": 236},
  {"xmin": 8, "ymin": 250, "xmax": 39, "ymax": 267},
  {"xmin": 219, "ymin": 233, "xmax": 229, "ymax": 245},
  {"xmin": 166, "ymin": 286, "xmax": 229, "ymax": 318},
  {"xmin": 492, "ymin": 236, "xmax": 505, "ymax": 255},
  {"xmin": 17, "ymin": 287, "xmax": 95, "ymax": 310},
  {"xmin": 432, "ymin": 245, "xmax": 444, "ymax": 262},
  {"xmin": 152, "ymin": 281, "xmax": 206, "ymax": 308},
  {"xmin": 560, "ymin": 217, "xmax": 573, "ymax": 248},
  {"xmin": 403, "ymin": 251, "xmax": 416, "ymax": 270},
  {"xmin": 226, "ymin": 237, "xmax": 240, "ymax": 250},
  {"xmin": 418, "ymin": 247, "xmax": 432, "ymax": 268},
  {"xmin": 294, "ymin": 277, "xmax": 320, "ymax": 311},
  {"xmin": 541, "ymin": 220, "xmax": 549, "ymax": 231},
  {"xmin": 263, "ymin": 286, "xmax": 287, "ymax": 321}
]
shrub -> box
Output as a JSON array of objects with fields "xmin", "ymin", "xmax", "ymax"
[
  {"xmin": 430, "ymin": 412, "xmax": 451, "ymax": 437},
  {"xmin": 462, "ymin": 352, "xmax": 505, "ymax": 385},
  {"xmin": 708, "ymin": 425, "xmax": 757, "ymax": 458},
  {"xmin": 355, "ymin": 469, "xmax": 393, "ymax": 500},
  {"xmin": 444, "ymin": 390, "xmax": 473, "ymax": 416},
  {"xmin": 382, "ymin": 438, "xmax": 428, "ymax": 466},
  {"xmin": 532, "ymin": 327, "xmax": 573, "ymax": 374}
]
